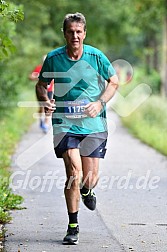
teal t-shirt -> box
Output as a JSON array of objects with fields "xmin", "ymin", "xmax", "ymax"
[{"xmin": 39, "ymin": 44, "xmax": 116, "ymax": 135}]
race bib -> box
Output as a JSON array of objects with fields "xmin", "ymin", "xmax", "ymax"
[{"xmin": 64, "ymin": 99, "xmax": 89, "ymax": 119}]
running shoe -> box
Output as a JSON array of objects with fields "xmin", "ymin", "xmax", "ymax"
[
  {"xmin": 81, "ymin": 189, "xmax": 96, "ymax": 211},
  {"xmin": 63, "ymin": 224, "xmax": 79, "ymax": 245}
]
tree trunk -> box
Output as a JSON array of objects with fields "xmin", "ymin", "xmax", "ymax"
[
  {"xmin": 161, "ymin": 3, "xmax": 167, "ymax": 96},
  {"xmin": 152, "ymin": 37, "xmax": 159, "ymax": 71},
  {"xmin": 144, "ymin": 36, "xmax": 152, "ymax": 74}
]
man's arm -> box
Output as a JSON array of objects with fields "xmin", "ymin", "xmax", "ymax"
[
  {"xmin": 98, "ymin": 74, "xmax": 119, "ymax": 103},
  {"xmin": 36, "ymin": 80, "xmax": 56, "ymax": 112},
  {"xmin": 85, "ymin": 74, "xmax": 119, "ymax": 118}
]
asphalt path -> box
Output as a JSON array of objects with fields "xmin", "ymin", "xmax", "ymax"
[{"xmin": 4, "ymin": 110, "xmax": 167, "ymax": 252}]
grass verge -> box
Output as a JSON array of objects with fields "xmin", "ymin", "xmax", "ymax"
[
  {"xmin": 121, "ymin": 95, "xmax": 167, "ymax": 156},
  {"xmin": 114, "ymin": 67, "xmax": 167, "ymax": 156},
  {"xmin": 0, "ymin": 88, "xmax": 36, "ymax": 224}
]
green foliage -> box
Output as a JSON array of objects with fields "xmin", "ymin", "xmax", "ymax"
[
  {"xmin": 0, "ymin": 1, "xmax": 25, "ymax": 118},
  {"xmin": 0, "ymin": 207, "xmax": 11, "ymax": 224},
  {"xmin": 0, "ymin": 178, "xmax": 23, "ymax": 223},
  {"xmin": 0, "ymin": 88, "xmax": 36, "ymax": 169},
  {"xmin": 0, "ymin": 180, "xmax": 23, "ymax": 210},
  {"xmin": 0, "ymin": 0, "xmax": 24, "ymax": 59},
  {"xmin": 121, "ymin": 95, "xmax": 167, "ymax": 156},
  {"xmin": 119, "ymin": 67, "xmax": 161, "ymax": 96},
  {"xmin": 0, "ymin": 61, "xmax": 21, "ymax": 115},
  {"xmin": 143, "ymin": 69, "xmax": 161, "ymax": 94},
  {"xmin": 132, "ymin": 0, "xmax": 163, "ymax": 32},
  {"xmin": 115, "ymin": 67, "xmax": 166, "ymax": 155},
  {"xmin": 0, "ymin": 18, "xmax": 16, "ymax": 59},
  {"xmin": 0, "ymin": 0, "xmax": 24, "ymax": 22}
]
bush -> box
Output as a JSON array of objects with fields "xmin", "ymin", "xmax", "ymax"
[
  {"xmin": 118, "ymin": 66, "xmax": 161, "ymax": 96},
  {"xmin": 142, "ymin": 69, "xmax": 161, "ymax": 94},
  {"xmin": 121, "ymin": 95, "xmax": 167, "ymax": 156}
]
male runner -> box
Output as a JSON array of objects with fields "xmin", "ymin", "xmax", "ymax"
[{"xmin": 36, "ymin": 12, "xmax": 118, "ymax": 245}]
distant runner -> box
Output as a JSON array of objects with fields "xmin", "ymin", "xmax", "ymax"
[{"xmin": 29, "ymin": 56, "xmax": 54, "ymax": 133}]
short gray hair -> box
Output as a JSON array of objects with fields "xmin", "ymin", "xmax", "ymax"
[{"xmin": 62, "ymin": 12, "xmax": 86, "ymax": 33}]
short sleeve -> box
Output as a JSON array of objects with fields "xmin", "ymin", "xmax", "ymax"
[{"xmin": 100, "ymin": 53, "xmax": 116, "ymax": 80}]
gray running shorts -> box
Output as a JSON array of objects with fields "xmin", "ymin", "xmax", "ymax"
[{"xmin": 53, "ymin": 132, "xmax": 108, "ymax": 158}]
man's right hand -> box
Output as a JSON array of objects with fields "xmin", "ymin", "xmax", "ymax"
[{"xmin": 42, "ymin": 99, "xmax": 56, "ymax": 115}]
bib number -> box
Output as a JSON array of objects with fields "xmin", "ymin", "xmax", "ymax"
[{"xmin": 64, "ymin": 99, "xmax": 89, "ymax": 119}]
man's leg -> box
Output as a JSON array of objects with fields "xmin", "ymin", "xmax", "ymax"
[
  {"xmin": 38, "ymin": 106, "xmax": 49, "ymax": 133},
  {"xmin": 62, "ymin": 148, "xmax": 82, "ymax": 244},
  {"xmin": 81, "ymin": 157, "xmax": 99, "ymax": 189},
  {"xmin": 63, "ymin": 148, "xmax": 82, "ymax": 212},
  {"xmin": 80, "ymin": 157, "xmax": 99, "ymax": 210},
  {"xmin": 38, "ymin": 106, "xmax": 44, "ymax": 127}
]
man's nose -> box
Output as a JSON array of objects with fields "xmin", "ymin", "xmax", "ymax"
[{"xmin": 73, "ymin": 32, "xmax": 77, "ymax": 38}]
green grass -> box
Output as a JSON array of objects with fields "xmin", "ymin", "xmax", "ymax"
[
  {"xmin": 0, "ymin": 88, "xmax": 36, "ymax": 224},
  {"xmin": 114, "ymin": 67, "xmax": 167, "ymax": 156},
  {"xmin": 121, "ymin": 95, "xmax": 167, "ymax": 156}
]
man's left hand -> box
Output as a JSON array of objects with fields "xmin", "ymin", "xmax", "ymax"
[{"xmin": 84, "ymin": 101, "xmax": 103, "ymax": 118}]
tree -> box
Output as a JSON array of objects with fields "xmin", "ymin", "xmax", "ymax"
[
  {"xmin": 0, "ymin": 0, "xmax": 24, "ymax": 60},
  {"xmin": 161, "ymin": 0, "xmax": 167, "ymax": 96},
  {"xmin": 0, "ymin": 0, "xmax": 24, "ymax": 113}
]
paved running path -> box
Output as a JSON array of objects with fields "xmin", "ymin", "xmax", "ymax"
[{"xmin": 5, "ymin": 111, "xmax": 167, "ymax": 252}]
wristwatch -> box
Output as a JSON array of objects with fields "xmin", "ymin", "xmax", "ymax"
[{"xmin": 98, "ymin": 98, "xmax": 106, "ymax": 107}]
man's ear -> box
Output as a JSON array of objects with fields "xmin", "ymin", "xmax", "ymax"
[{"xmin": 83, "ymin": 31, "xmax": 86, "ymax": 39}]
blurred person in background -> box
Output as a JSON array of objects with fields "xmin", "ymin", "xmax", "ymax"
[{"xmin": 29, "ymin": 55, "xmax": 54, "ymax": 133}]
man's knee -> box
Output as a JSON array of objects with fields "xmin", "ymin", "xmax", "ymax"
[
  {"xmin": 65, "ymin": 175, "xmax": 80, "ymax": 190},
  {"xmin": 82, "ymin": 171, "xmax": 99, "ymax": 189}
]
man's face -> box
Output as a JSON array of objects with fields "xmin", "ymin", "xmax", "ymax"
[{"xmin": 64, "ymin": 21, "xmax": 86, "ymax": 50}]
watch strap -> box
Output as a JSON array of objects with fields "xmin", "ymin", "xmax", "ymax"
[{"xmin": 98, "ymin": 98, "xmax": 106, "ymax": 107}]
